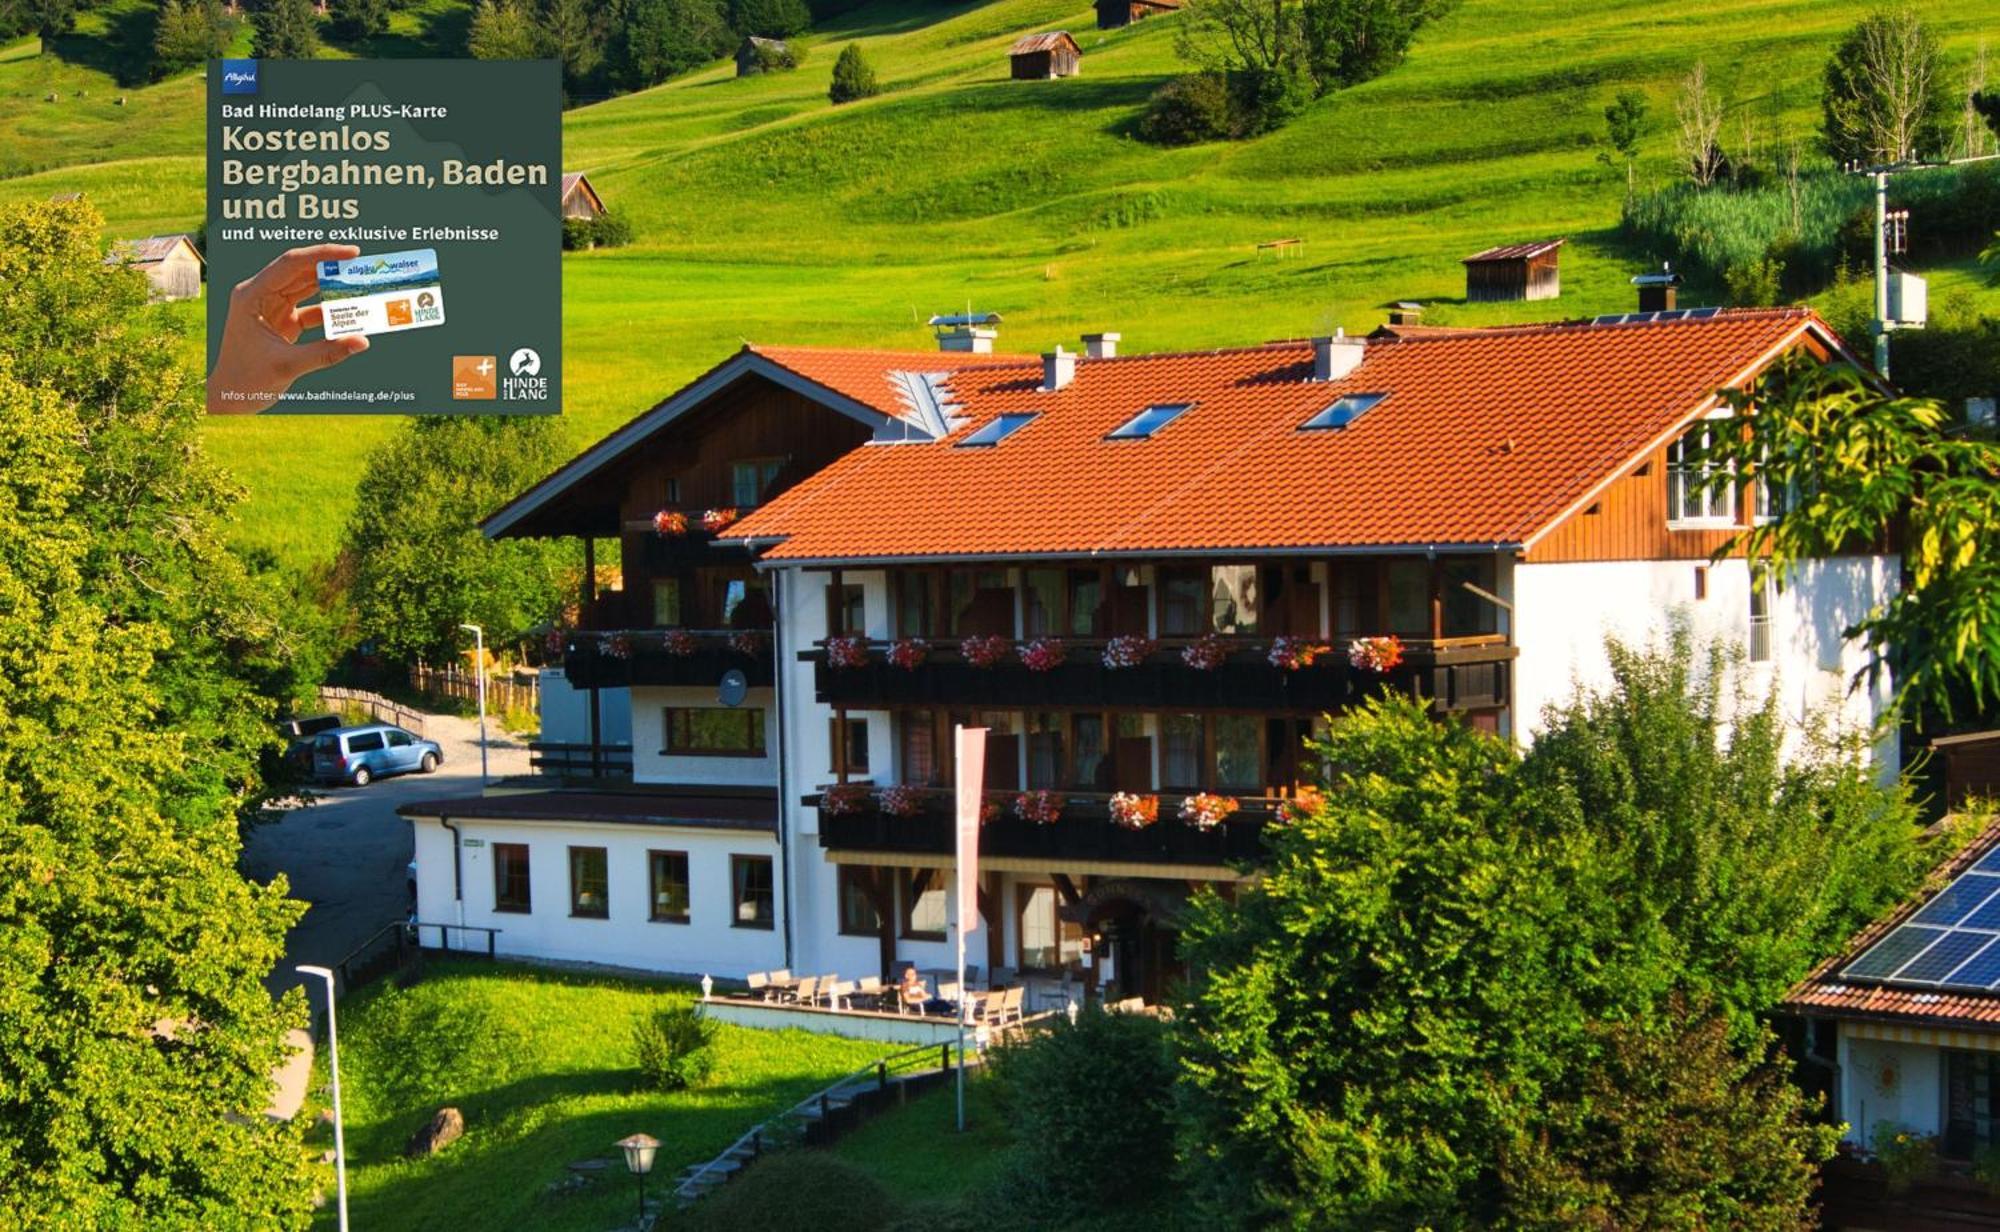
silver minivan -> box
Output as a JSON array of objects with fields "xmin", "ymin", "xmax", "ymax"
[{"xmin": 311, "ymin": 724, "xmax": 444, "ymax": 787}]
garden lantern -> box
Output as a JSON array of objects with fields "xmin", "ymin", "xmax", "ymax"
[{"xmin": 616, "ymin": 1132, "xmax": 660, "ymax": 1222}]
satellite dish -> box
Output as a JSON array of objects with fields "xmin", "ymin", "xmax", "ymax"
[{"xmin": 718, "ymin": 669, "xmax": 749, "ymax": 708}]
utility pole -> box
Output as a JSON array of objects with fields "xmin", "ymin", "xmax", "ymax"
[{"xmin": 1851, "ymin": 152, "xmax": 1999, "ymax": 382}]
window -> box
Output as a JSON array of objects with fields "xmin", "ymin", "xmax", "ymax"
[
  {"xmin": 1331, "ymin": 562, "xmax": 1374, "ymax": 638},
  {"xmin": 896, "ymin": 573, "xmax": 933, "ymax": 637},
  {"xmin": 1107, "ymin": 402, "xmax": 1193, "ymax": 440},
  {"xmin": 1440, "ymin": 557, "xmax": 1499, "ymax": 637},
  {"xmin": 721, "ymin": 577, "xmax": 771, "ymax": 628},
  {"xmin": 829, "ymin": 582, "xmax": 865, "ymax": 636},
  {"xmin": 1300, "ymin": 391, "xmax": 1387, "ymax": 431},
  {"xmin": 1386, "ymin": 559, "xmax": 1430, "ymax": 635},
  {"xmin": 569, "ymin": 846, "xmax": 609, "ymax": 919},
  {"xmin": 493, "ymin": 842, "xmax": 531, "ymax": 913},
  {"xmin": 1210, "ymin": 565, "xmax": 1259, "ymax": 634},
  {"xmin": 1667, "ymin": 423, "xmax": 1736, "ymax": 523},
  {"xmin": 1022, "ymin": 568, "xmax": 1065, "ymax": 637},
  {"xmin": 664, "ymin": 477, "xmax": 681, "ymax": 504},
  {"xmin": 663, "ymin": 707, "xmax": 766, "ymax": 756},
  {"xmin": 900, "ymin": 715, "xmax": 936, "ymax": 785},
  {"xmin": 901, "ymin": 871, "xmax": 947, "ymax": 939},
  {"xmin": 831, "ymin": 716, "xmax": 870, "ymax": 776},
  {"xmin": 1947, "ymin": 1050, "xmax": 2000, "ymax": 1158},
  {"xmin": 388, "ymin": 730, "xmax": 413, "ymax": 748},
  {"xmin": 948, "ymin": 569, "xmax": 1012, "ymax": 636},
  {"xmin": 1214, "ymin": 715, "xmax": 1261, "ymax": 792},
  {"xmin": 1067, "ymin": 568, "xmax": 1103, "ymax": 636},
  {"xmin": 649, "ymin": 851, "xmax": 690, "ymax": 923},
  {"xmin": 1160, "ymin": 568, "xmax": 1206, "ymax": 636},
  {"xmin": 1162, "ymin": 714, "xmax": 1204, "ymax": 790},
  {"xmin": 347, "ymin": 731, "xmax": 384, "ymax": 753},
  {"xmin": 957, "ymin": 413, "xmax": 1038, "ymax": 448},
  {"xmin": 1027, "ymin": 713, "xmax": 1065, "ymax": 789},
  {"xmin": 1017, "ymin": 884, "xmax": 1084, "ymax": 971},
  {"xmin": 731, "ymin": 458, "xmax": 784, "ymax": 507},
  {"xmin": 652, "ymin": 578, "xmax": 682, "ymax": 627},
  {"xmin": 837, "ymin": 867, "xmax": 881, "ymax": 935},
  {"xmin": 731, "ymin": 855, "xmax": 775, "ymax": 929},
  {"xmin": 1749, "ymin": 576, "xmax": 1773, "ymax": 663},
  {"xmin": 1071, "ymin": 713, "xmax": 1107, "ymax": 789}
]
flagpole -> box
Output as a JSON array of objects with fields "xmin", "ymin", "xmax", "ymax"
[{"xmin": 952, "ymin": 724, "xmax": 987, "ymax": 1134}]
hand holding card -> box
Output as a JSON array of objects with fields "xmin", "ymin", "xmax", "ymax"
[{"xmin": 206, "ymin": 243, "xmax": 370, "ymax": 416}]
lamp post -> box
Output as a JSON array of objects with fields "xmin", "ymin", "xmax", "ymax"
[
  {"xmin": 458, "ymin": 623, "xmax": 488, "ymax": 785},
  {"xmin": 616, "ymin": 1132, "xmax": 661, "ymax": 1225},
  {"xmin": 297, "ymin": 965, "xmax": 348, "ymax": 1232}
]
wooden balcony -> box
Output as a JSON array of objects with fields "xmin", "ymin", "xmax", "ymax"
[
  {"xmin": 561, "ymin": 629, "xmax": 776, "ymax": 691},
  {"xmin": 803, "ymin": 636, "xmax": 1514, "ymax": 715},
  {"xmin": 812, "ymin": 789, "xmax": 1277, "ymax": 868}
]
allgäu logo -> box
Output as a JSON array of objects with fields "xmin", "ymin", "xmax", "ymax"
[{"xmin": 221, "ymin": 59, "xmax": 258, "ymax": 95}]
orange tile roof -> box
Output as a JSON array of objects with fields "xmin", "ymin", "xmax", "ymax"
[
  {"xmin": 725, "ymin": 308, "xmax": 1835, "ymax": 562},
  {"xmin": 1782, "ymin": 818, "xmax": 2000, "ymax": 1030}
]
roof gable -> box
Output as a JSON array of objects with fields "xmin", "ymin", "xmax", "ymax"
[{"xmin": 1010, "ymin": 31, "xmax": 1080, "ymax": 54}]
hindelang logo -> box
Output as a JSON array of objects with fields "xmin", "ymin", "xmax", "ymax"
[{"xmin": 221, "ymin": 59, "xmax": 259, "ymax": 95}]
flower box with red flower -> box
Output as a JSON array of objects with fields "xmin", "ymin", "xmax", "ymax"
[
  {"xmin": 1181, "ymin": 633, "xmax": 1230, "ymax": 671},
  {"xmin": 1109, "ymin": 792, "xmax": 1159, "ymax": 831},
  {"xmin": 821, "ymin": 784, "xmax": 872, "ymax": 816},
  {"xmin": 960, "ymin": 634, "xmax": 1011, "ymax": 669},
  {"xmin": 728, "ymin": 630, "xmax": 767, "ymax": 657},
  {"xmin": 1348, "ymin": 635, "xmax": 1405, "ymax": 673},
  {"xmin": 1268, "ymin": 636, "xmax": 1328, "ymax": 672},
  {"xmin": 659, "ymin": 629, "xmax": 698, "ymax": 657},
  {"xmin": 1101, "ymin": 635, "xmax": 1156, "ymax": 670},
  {"xmin": 978, "ymin": 797, "xmax": 1003, "ymax": 825},
  {"xmin": 604, "ymin": 632, "xmax": 633, "ymax": 659},
  {"xmin": 825, "ymin": 635, "xmax": 871, "ymax": 670},
  {"xmin": 700, "ymin": 507, "xmax": 739, "ymax": 533},
  {"xmin": 1014, "ymin": 790, "xmax": 1066, "ymax": 826},
  {"xmin": 876, "ymin": 785, "xmax": 930, "ymax": 818},
  {"xmin": 651, "ymin": 509, "xmax": 688, "ymax": 536},
  {"xmin": 888, "ymin": 638, "xmax": 929, "ymax": 670},
  {"xmin": 1019, "ymin": 637, "xmax": 1066, "ymax": 673},
  {"xmin": 1179, "ymin": 792, "xmax": 1240, "ymax": 831}
]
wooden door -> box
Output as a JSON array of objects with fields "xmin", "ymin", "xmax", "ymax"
[{"xmin": 1114, "ymin": 736, "xmax": 1153, "ymax": 791}]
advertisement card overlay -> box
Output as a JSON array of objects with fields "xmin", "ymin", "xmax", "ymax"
[{"xmin": 205, "ymin": 59, "xmax": 559, "ymax": 415}]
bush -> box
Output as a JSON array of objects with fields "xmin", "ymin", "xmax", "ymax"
[
  {"xmin": 632, "ymin": 1001, "xmax": 718, "ymax": 1091},
  {"xmin": 828, "ymin": 42, "xmax": 880, "ymax": 105},
  {"xmin": 1139, "ymin": 72, "xmax": 1233, "ymax": 146},
  {"xmin": 692, "ymin": 1151, "xmax": 897, "ymax": 1231},
  {"xmin": 562, "ymin": 212, "xmax": 635, "ymax": 250},
  {"xmin": 1722, "ymin": 254, "xmax": 1785, "ymax": 307},
  {"xmin": 1872, "ymin": 1123, "xmax": 1939, "ymax": 1194},
  {"xmin": 986, "ymin": 1007, "xmax": 1177, "ymax": 1221}
]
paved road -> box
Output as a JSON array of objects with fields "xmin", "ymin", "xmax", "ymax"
[{"xmin": 241, "ymin": 709, "xmax": 531, "ymax": 1001}]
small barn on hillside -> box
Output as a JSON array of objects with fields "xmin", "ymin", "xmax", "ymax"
[
  {"xmin": 1461, "ymin": 238, "xmax": 1564, "ymax": 303},
  {"xmin": 48, "ymin": 191, "xmax": 83, "ymax": 204},
  {"xmin": 559, "ymin": 172, "xmax": 605, "ymax": 220},
  {"xmin": 736, "ymin": 36, "xmax": 795, "ymax": 76},
  {"xmin": 105, "ymin": 234, "xmax": 203, "ymax": 301},
  {"xmin": 1095, "ymin": 0, "xmax": 1178, "ymax": 28},
  {"xmin": 1009, "ymin": 31, "xmax": 1081, "ymax": 79}
]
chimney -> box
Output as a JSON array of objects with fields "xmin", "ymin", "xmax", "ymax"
[
  {"xmin": 1082, "ymin": 331, "xmax": 1120, "ymax": 359},
  {"xmin": 1631, "ymin": 263, "xmax": 1683, "ymax": 313},
  {"xmin": 928, "ymin": 311, "xmax": 1002, "ymax": 353},
  {"xmin": 1387, "ymin": 301, "xmax": 1424, "ymax": 326},
  {"xmin": 1311, "ymin": 330, "xmax": 1366, "ymax": 381},
  {"xmin": 1042, "ymin": 346, "xmax": 1076, "ymax": 392}
]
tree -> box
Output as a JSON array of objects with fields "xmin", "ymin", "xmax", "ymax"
[
  {"xmin": 153, "ymin": 0, "xmax": 232, "ymax": 78},
  {"xmin": 251, "ymin": 0, "xmax": 319, "ymax": 59},
  {"xmin": 26, "ymin": 0, "xmax": 75, "ymax": 46},
  {"xmin": 344, "ymin": 417, "xmax": 579, "ymax": 668},
  {"xmin": 1822, "ymin": 7, "xmax": 1954, "ymax": 165},
  {"xmin": 1675, "ymin": 60, "xmax": 1725, "ymax": 187},
  {"xmin": 1299, "ymin": 0, "xmax": 1432, "ymax": 94},
  {"xmin": 827, "ymin": 41, "xmax": 878, "ymax": 104},
  {"xmin": 328, "ymin": 0, "xmax": 390, "ymax": 40},
  {"xmin": 612, "ymin": 0, "xmax": 728, "ymax": 87},
  {"xmin": 1697, "ymin": 353, "xmax": 2000, "ymax": 721},
  {"xmin": 726, "ymin": 0, "xmax": 807, "ymax": 39},
  {"xmin": 1600, "ymin": 87, "xmax": 1646, "ymax": 163},
  {"xmin": 466, "ymin": 0, "xmax": 538, "ymax": 59},
  {"xmin": 0, "ymin": 200, "xmax": 315, "ymax": 1225},
  {"xmin": 540, "ymin": 0, "xmax": 606, "ymax": 95}
]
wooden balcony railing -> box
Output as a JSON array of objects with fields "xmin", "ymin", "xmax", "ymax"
[
  {"xmin": 561, "ymin": 629, "xmax": 776, "ymax": 690},
  {"xmin": 528, "ymin": 741, "xmax": 635, "ymax": 780},
  {"xmin": 803, "ymin": 634, "xmax": 1514, "ymax": 714}
]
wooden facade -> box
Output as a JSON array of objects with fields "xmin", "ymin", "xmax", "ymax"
[
  {"xmin": 106, "ymin": 234, "xmax": 203, "ymax": 302},
  {"xmin": 1009, "ymin": 32, "xmax": 1081, "ymax": 79},
  {"xmin": 559, "ymin": 172, "xmax": 605, "ymax": 220},
  {"xmin": 1095, "ymin": 0, "xmax": 1179, "ymax": 28},
  {"xmin": 1462, "ymin": 239, "xmax": 1563, "ymax": 303},
  {"xmin": 1935, "ymin": 731, "xmax": 2000, "ymax": 812}
]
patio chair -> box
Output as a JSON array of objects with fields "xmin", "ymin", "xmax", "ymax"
[
  {"xmin": 854, "ymin": 975, "xmax": 883, "ymax": 1009},
  {"xmin": 823, "ymin": 979, "xmax": 856, "ymax": 1011},
  {"xmin": 792, "ymin": 975, "xmax": 819, "ymax": 1007},
  {"xmin": 763, "ymin": 968, "xmax": 794, "ymax": 1002},
  {"xmin": 897, "ymin": 977, "xmax": 929, "ymax": 1016},
  {"xmin": 746, "ymin": 971, "xmax": 769, "ymax": 999}
]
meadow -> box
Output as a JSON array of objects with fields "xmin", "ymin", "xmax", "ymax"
[{"xmin": 1, "ymin": 0, "xmax": 1996, "ymax": 566}]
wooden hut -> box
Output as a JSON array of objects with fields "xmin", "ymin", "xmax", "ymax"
[
  {"xmin": 559, "ymin": 172, "xmax": 605, "ymax": 221},
  {"xmin": 1095, "ymin": 0, "xmax": 1179, "ymax": 28},
  {"xmin": 736, "ymin": 36, "xmax": 795, "ymax": 76},
  {"xmin": 1935, "ymin": 730, "xmax": 2000, "ymax": 811},
  {"xmin": 1461, "ymin": 238, "xmax": 1564, "ymax": 303},
  {"xmin": 105, "ymin": 234, "xmax": 203, "ymax": 302},
  {"xmin": 1009, "ymin": 31, "xmax": 1081, "ymax": 80},
  {"xmin": 47, "ymin": 191, "xmax": 83, "ymax": 204}
]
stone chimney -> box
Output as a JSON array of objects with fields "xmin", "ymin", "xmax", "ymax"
[
  {"xmin": 1043, "ymin": 346, "xmax": 1076, "ymax": 392},
  {"xmin": 1631, "ymin": 264, "xmax": 1682, "ymax": 313},
  {"xmin": 1082, "ymin": 332, "xmax": 1120, "ymax": 359},
  {"xmin": 1311, "ymin": 331, "xmax": 1366, "ymax": 381},
  {"xmin": 928, "ymin": 312, "xmax": 1002, "ymax": 353}
]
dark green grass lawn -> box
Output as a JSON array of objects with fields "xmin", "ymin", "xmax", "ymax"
[{"xmin": 312, "ymin": 960, "xmax": 892, "ymax": 1232}]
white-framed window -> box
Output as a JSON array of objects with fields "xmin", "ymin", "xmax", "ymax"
[
  {"xmin": 1749, "ymin": 575, "xmax": 1773, "ymax": 663},
  {"xmin": 1667, "ymin": 422, "xmax": 1736, "ymax": 525}
]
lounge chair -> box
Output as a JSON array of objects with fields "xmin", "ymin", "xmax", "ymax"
[
  {"xmin": 822, "ymin": 979, "xmax": 856, "ymax": 1010},
  {"xmin": 853, "ymin": 975, "xmax": 884, "ymax": 1009},
  {"xmin": 746, "ymin": 971, "xmax": 769, "ymax": 999},
  {"xmin": 791, "ymin": 975, "xmax": 819, "ymax": 1007}
]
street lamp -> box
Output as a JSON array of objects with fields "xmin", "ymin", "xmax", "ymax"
[
  {"xmin": 616, "ymin": 1132, "xmax": 661, "ymax": 1223},
  {"xmin": 297, "ymin": 966, "xmax": 348, "ymax": 1232},
  {"xmin": 458, "ymin": 623, "xmax": 488, "ymax": 785}
]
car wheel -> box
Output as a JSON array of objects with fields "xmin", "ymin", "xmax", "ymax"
[
  {"xmin": 420, "ymin": 752, "xmax": 439, "ymax": 773},
  {"xmin": 352, "ymin": 765, "xmax": 373, "ymax": 787}
]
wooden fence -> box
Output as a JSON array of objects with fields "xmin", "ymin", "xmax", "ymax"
[
  {"xmin": 316, "ymin": 686, "xmax": 428, "ymax": 737},
  {"xmin": 409, "ymin": 664, "xmax": 539, "ymax": 717}
]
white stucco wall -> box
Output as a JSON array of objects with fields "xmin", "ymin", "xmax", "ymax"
[
  {"xmin": 630, "ymin": 686, "xmax": 779, "ymax": 786},
  {"xmin": 537, "ymin": 669, "xmax": 631, "ymax": 748},
  {"xmin": 410, "ymin": 817, "xmax": 784, "ymax": 978},
  {"xmin": 1511, "ymin": 555, "xmax": 1898, "ymax": 774},
  {"xmin": 1840, "ymin": 1034, "xmax": 1944, "ymax": 1146}
]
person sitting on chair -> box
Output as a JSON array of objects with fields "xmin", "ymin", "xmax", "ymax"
[{"xmin": 898, "ymin": 967, "xmax": 929, "ymax": 1014}]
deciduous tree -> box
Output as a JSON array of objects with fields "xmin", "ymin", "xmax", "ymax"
[
  {"xmin": 251, "ymin": 0, "xmax": 319, "ymax": 58},
  {"xmin": 828, "ymin": 41, "xmax": 879, "ymax": 104},
  {"xmin": 1822, "ymin": 6, "xmax": 1954, "ymax": 165},
  {"xmin": 466, "ymin": 0, "xmax": 538, "ymax": 59}
]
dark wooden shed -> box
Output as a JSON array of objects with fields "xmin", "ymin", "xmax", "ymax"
[
  {"xmin": 1461, "ymin": 238, "xmax": 1565, "ymax": 303},
  {"xmin": 1009, "ymin": 31, "xmax": 1081, "ymax": 80},
  {"xmin": 1936, "ymin": 730, "xmax": 2000, "ymax": 811},
  {"xmin": 1095, "ymin": 0, "xmax": 1179, "ymax": 29},
  {"xmin": 736, "ymin": 36, "xmax": 795, "ymax": 76}
]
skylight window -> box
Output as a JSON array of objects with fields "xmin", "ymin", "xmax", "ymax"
[
  {"xmin": 956, "ymin": 413, "xmax": 1037, "ymax": 448},
  {"xmin": 1300, "ymin": 392, "xmax": 1387, "ymax": 431},
  {"xmin": 1107, "ymin": 403, "xmax": 1194, "ymax": 440}
]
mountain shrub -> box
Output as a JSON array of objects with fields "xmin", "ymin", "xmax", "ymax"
[
  {"xmin": 828, "ymin": 42, "xmax": 879, "ymax": 104},
  {"xmin": 632, "ymin": 1001, "xmax": 718, "ymax": 1091},
  {"xmin": 1139, "ymin": 71, "xmax": 1233, "ymax": 145}
]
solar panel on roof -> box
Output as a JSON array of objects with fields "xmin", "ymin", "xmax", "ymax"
[
  {"xmin": 1845, "ymin": 924, "xmax": 1948, "ymax": 979},
  {"xmin": 1911, "ymin": 873, "xmax": 2000, "ymax": 925},
  {"xmin": 1900, "ymin": 931, "xmax": 1995, "ymax": 982},
  {"xmin": 1952, "ymin": 944, "xmax": 2000, "ymax": 988},
  {"xmin": 1842, "ymin": 859, "xmax": 2000, "ymax": 991}
]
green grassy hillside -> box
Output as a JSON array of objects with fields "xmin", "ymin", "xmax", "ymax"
[{"xmin": 1, "ymin": 0, "xmax": 1995, "ymax": 565}]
